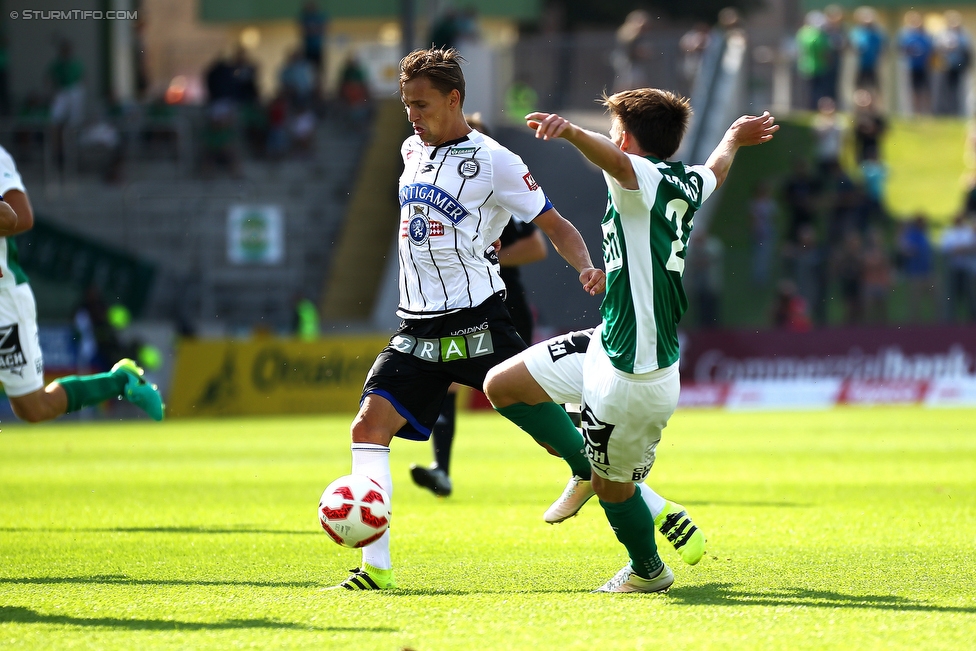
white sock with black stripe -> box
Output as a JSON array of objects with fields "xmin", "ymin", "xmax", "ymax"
[{"xmin": 351, "ymin": 442, "xmax": 393, "ymax": 570}]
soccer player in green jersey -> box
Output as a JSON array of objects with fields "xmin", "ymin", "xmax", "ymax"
[
  {"xmin": 485, "ymin": 90, "xmax": 777, "ymax": 592},
  {"xmin": 0, "ymin": 144, "xmax": 164, "ymax": 423}
]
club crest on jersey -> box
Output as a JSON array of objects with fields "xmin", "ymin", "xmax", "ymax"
[
  {"xmin": 457, "ymin": 159, "xmax": 480, "ymax": 179},
  {"xmin": 399, "ymin": 182, "xmax": 471, "ymax": 224},
  {"xmin": 404, "ymin": 208, "xmax": 445, "ymax": 246}
]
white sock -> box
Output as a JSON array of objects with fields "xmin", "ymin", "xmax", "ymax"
[
  {"xmin": 351, "ymin": 443, "xmax": 393, "ymax": 570},
  {"xmin": 637, "ymin": 483, "xmax": 667, "ymax": 520}
]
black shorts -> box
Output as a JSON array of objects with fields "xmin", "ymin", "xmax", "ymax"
[{"xmin": 362, "ymin": 293, "xmax": 527, "ymax": 441}]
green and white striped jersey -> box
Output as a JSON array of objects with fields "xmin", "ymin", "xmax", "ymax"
[
  {"xmin": 599, "ymin": 155, "xmax": 717, "ymax": 373},
  {"xmin": 0, "ymin": 145, "xmax": 29, "ymax": 288}
]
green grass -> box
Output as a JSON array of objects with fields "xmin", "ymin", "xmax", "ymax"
[{"xmin": 2, "ymin": 409, "xmax": 975, "ymax": 650}]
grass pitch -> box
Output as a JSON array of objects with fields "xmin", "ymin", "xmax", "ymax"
[{"xmin": 1, "ymin": 407, "xmax": 974, "ymax": 650}]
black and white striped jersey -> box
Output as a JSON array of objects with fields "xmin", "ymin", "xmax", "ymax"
[{"xmin": 396, "ymin": 129, "xmax": 550, "ymax": 319}]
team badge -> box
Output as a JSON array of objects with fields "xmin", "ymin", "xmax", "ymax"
[
  {"xmin": 408, "ymin": 212, "xmax": 432, "ymax": 245},
  {"xmin": 457, "ymin": 159, "xmax": 480, "ymax": 179},
  {"xmin": 404, "ymin": 207, "xmax": 445, "ymax": 246}
]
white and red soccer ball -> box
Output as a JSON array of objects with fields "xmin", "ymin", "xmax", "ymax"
[{"xmin": 318, "ymin": 474, "xmax": 391, "ymax": 548}]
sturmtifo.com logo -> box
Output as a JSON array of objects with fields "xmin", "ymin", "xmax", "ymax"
[{"xmin": 9, "ymin": 9, "xmax": 138, "ymax": 20}]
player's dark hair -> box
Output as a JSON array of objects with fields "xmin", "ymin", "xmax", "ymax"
[
  {"xmin": 603, "ymin": 89, "xmax": 691, "ymax": 160},
  {"xmin": 400, "ymin": 47, "xmax": 466, "ymax": 106}
]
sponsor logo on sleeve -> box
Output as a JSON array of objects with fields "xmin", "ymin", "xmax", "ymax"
[
  {"xmin": 0, "ymin": 324, "xmax": 28, "ymax": 377},
  {"xmin": 522, "ymin": 172, "xmax": 539, "ymax": 191}
]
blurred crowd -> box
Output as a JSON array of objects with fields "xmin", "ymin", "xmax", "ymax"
[
  {"xmin": 734, "ymin": 113, "xmax": 976, "ymax": 332},
  {"xmin": 796, "ymin": 5, "xmax": 972, "ymax": 116},
  {"xmin": 5, "ymin": 1, "xmax": 373, "ymax": 182}
]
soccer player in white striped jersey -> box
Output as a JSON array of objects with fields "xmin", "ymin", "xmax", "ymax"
[
  {"xmin": 485, "ymin": 91, "xmax": 777, "ymax": 593},
  {"xmin": 332, "ymin": 48, "xmax": 606, "ymax": 591}
]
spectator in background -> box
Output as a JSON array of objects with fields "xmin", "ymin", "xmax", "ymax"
[
  {"xmin": 861, "ymin": 226, "xmax": 893, "ymax": 324},
  {"xmin": 338, "ymin": 53, "xmax": 371, "ymax": 127},
  {"xmin": 849, "ymin": 6, "xmax": 886, "ymax": 92},
  {"xmin": 293, "ymin": 294, "xmax": 320, "ymax": 340},
  {"xmin": 205, "ymin": 53, "xmax": 236, "ymax": 108},
  {"xmin": 899, "ymin": 10, "xmax": 934, "ymax": 115},
  {"xmin": 678, "ymin": 22, "xmax": 711, "ymax": 93},
  {"xmin": 796, "ymin": 11, "xmax": 830, "ymax": 110},
  {"xmin": 812, "ymin": 96, "xmax": 843, "ymax": 177},
  {"xmin": 860, "ymin": 149, "xmax": 888, "ymax": 227},
  {"xmin": 852, "ymin": 88, "xmax": 887, "ymax": 163},
  {"xmin": 686, "ymin": 226, "xmax": 723, "ymax": 329},
  {"xmin": 280, "ymin": 49, "xmax": 316, "ymax": 108},
  {"xmin": 784, "ymin": 224, "xmax": 828, "ymax": 326},
  {"xmin": 298, "ymin": 1, "xmax": 329, "ymax": 74},
  {"xmin": 832, "ymin": 229, "xmax": 865, "ymax": 324},
  {"xmin": 822, "ymin": 5, "xmax": 848, "ymax": 103},
  {"xmin": 783, "ymin": 157, "xmax": 819, "ymax": 242},
  {"xmin": 265, "ymin": 92, "xmax": 289, "ymax": 159},
  {"xmin": 824, "ymin": 161, "xmax": 868, "ymax": 244},
  {"xmin": 203, "ymin": 51, "xmax": 246, "ymax": 176},
  {"xmin": 935, "ymin": 11, "xmax": 972, "ymax": 116},
  {"xmin": 429, "ymin": 8, "xmax": 461, "ymax": 50},
  {"xmin": 230, "ymin": 47, "xmax": 259, "ymax": 107},
  {"xmin": 771, "ymin": 279, "xmax": 812, "ymax": 332},
  {"xmin": 612, "ymin": 10, "xmax": 656, "ymax": 91},
  {"xmin": 897, "ymin": 214, "xmax": 936, "ymax": 322},
  {"xmin": 49, "ymin": 40, "xmax": 85, "ymax": 127},
  {"xmin": 939, "ymin": 212, "xmax": 976, "ymax": 322},
  {"xmin": 749, "ymin": 181, "xmax": 777, "ymax": 286}
]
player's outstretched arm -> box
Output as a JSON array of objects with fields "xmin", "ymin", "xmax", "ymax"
[
  {"xmin": 533, "ymin": 208, "xmax": 606, "ymax": 296},
  {"xmin": 0, "ymin": 189, "xmax": 34, "ymax": 237},
  {"xmin": 526, "ymin": 112, "xmax": 637, "ymax": 189},
  {"xmin": 705, "ymin": 111, "xmax": 779, "ymax": 188}
]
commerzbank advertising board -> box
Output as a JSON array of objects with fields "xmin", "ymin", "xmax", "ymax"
[{"xmin": 678, "ymin": 325, "xmax": 976, "ymax": 409}]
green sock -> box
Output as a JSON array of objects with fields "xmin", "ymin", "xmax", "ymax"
[
  {"xmin": 496, "ymin": 402, "xmax": 591, "ymax": 479},
  {"xmin": 600, "ymin": 487, "xmax": 663, "ymax": 579},
  {"xmin": 58, "ymin": 371, "xmax": 128, "ymax": 414}
]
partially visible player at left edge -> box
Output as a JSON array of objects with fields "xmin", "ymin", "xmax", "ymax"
[{"xmin": 0, "ymin": 144, "xmax": 164, "ymax": 423}]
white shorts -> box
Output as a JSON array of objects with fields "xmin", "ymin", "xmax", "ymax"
[
  {"xmin": 0, "ymin": 283, "xmax": 45, "ymax": 397},
  {"xmin": 522, "ymin": 325, "xmax": 680, "ymax": 483},
  {"xmin": 521, "ymin": 327, "xmax": 593, "ymax": 404}
]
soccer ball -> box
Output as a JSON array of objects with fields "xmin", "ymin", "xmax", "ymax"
[{"xmin": 318, "ymin": 474, "xmax": 391, "ymax": 548}]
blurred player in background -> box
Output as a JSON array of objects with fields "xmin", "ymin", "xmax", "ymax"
[
  {"xmin": 333, "ymin": 47, "xmax": 605, "ymax": 591},
  {"xmin": 0, "ymin": 145, "xmax": 164, "ymax": 424},
  {"xmin": 409, "ymin": 113, "xmax": 548, "ymax": 497},
  {"xmin": 485, "ymin": 92, "xmax": 777, "ymax": 592}
]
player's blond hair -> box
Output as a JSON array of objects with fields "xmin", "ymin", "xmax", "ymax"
[
  {"xmin": 603, "ymin": 89, "xmax": 691, "ymax": 160},
  {"xmin": 400, "ymin": 47, "xmax": 466, "ymax": 106}
]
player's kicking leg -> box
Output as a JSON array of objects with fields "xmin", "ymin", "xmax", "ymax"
[{"xmin": 9, "ymin": 358, "xmax": 164, "ymax": 423}]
